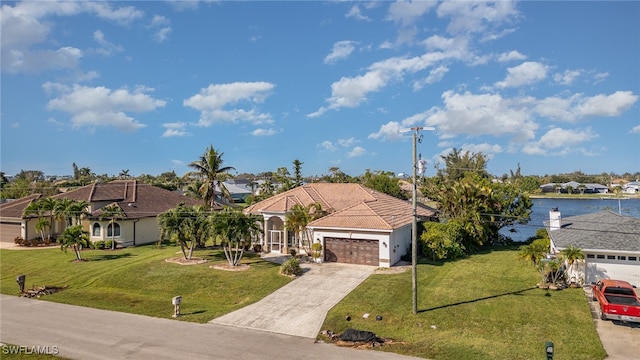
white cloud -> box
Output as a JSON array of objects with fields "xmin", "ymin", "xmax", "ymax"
[
  {"xmin": 523, "ymin": 127, "xmax": 597, "ymax": 155},
  {"xmin": 162, "ymin": 122, "xmax": 191, "ymax": 137},
  {"xmin": 576, "ymin": 91, "xmax": 638, "ymax": 118},
  {"xmin": 324, "ymin": 41, "xmax": 357, "ymax": 64},
  {"xmin": 93, "ymin": 30, "xmax": 124, "ymax": 56},
  {"xmin": 593, "ymin": 72, "xmax": 609, "ymax": 84},
  {"xmin": 148, "ymin": 15, "xmax": 172, "ymax": 43},
  {"xmin": 345, "ymin": 4, "xmax": 371, "ymax": 21},
  {"xmin": 459, "ymin": 143, "xmax": 503, "ymax": 158},
  {"xmin": 1, "ymin": 1, "xmax": 142, "ymax": 73},
  {"xmin": 184, "ymin": 82, "xmax": 275, "ymax": 126},
  {"xmin": 369, "ymin": 121, "xmax": 404, "ymax": 140},
  {"xmin": 497, "ymin": 50, "xmax": 526, "ymax": 62},
  {"xmin": 387, "ymin": 0, "xmax": 437, "ymax": 27},
  {"xmin": 44, "ymin": 83, "xmax": 166, "ymax": 132},
  {"xmin": 320, "ymin": 141, "xmax": 337, "ymax": 151},
  {"xmin": 436, "ymin": 0, "xmax": 518, "ymax": 35},
  {"xmin": 553, "ymin": 69, "xmax": 582, "ymax": 86},
  {"xmin": 251, "ymin": 128, "xmax": 276, "ymax": 136},
  {"xmin": 347, "ymin": 146, "xmax": 366, "ymax": 158},
  {"xmin": 413, "ymin": 65, "xmax": 449, "ymax": 90},
  {"xmin": 631, "ymin": 125, "xmax": 640, "ymax": 134},
  {"xmin": 495, "ymin": 61, "xmax": 548, "ymax": 88},
  {"xmin": 337, "ymin": 138, "xmax": 357, "ymax": 147}
]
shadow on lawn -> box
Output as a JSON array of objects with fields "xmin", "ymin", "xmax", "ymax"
[
  {"xmin": 87, "ymin": 253, "xmax": 135, "ymax": 261},
  {"xmin": 418, "ymin": 286, "xmax": 538, "ymax": 313}
]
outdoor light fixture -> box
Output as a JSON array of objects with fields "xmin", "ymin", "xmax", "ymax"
[
  {"xmin": 398, "ymin": 126, "xmax": 435, "ymax": 315},
  {"xmin": 545, "ymin": 341, "xmax": 554, "ymax": 360}
]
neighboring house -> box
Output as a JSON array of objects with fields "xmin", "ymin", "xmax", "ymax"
[
  {"xmin": 624, "ymin": 181, "xmax": 639, "ymax": 194},
  {"xmin": 219, "ymin": 180, "xmax": 253, "ymax": 203},
  {"xmin": 243, "ymin": 183, "xmax": 436, "ymax": 267},
  {"xmin": 539, "ymin": 182, "xmax": 609, "ymax": 194},
  {"xmin": 546, "ymin": 209, "xmax": 640, "ymax": 287},
  {"xmin": 0, "ymin": 180, "xmax": 203, "ymax": 246}
]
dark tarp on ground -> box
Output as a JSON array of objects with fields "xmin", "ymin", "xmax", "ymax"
[{"xmin": 339, "ymin": 328, "xmax": 377, "ymax": 342}]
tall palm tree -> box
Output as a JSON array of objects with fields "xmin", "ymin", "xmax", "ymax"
[
  {"xmin": 187, "ymin": 145, "xmax": 235, "ymax": 208},
  {"xmin": 99, "ymin": 203, "xmax": 126, "ymax": 250}
]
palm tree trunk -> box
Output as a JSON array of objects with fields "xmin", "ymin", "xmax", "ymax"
[{"xmin": 179, "ymin": 240, "xmax": 188, "ymax": 259}]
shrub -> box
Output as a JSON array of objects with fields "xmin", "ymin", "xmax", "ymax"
[
  {"xmin": 14, "ymin": 236, "xmax": 25, "ymax": 245},
  {"xmin": 289, "ymin": 248, "xmax": 297, "ymax": 257},
  {"xmin": 104, "ymin": 240, "xmax": 114, "ymax": 249},
  {"xmin": 253, "ymin": 244, "xmax": 262, "ymax": 252},
  {"xmin": 280, "ymin": 258, "xmax": 303, "ymax": 276},
  {"xmin": 311, "ymin": 242, "xmax": 323, "ymax": 260},
  {"xmin": 92, "ymin": 240, "xmax": 106, "ymax": 250}
]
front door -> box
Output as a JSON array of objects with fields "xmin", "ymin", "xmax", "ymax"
[{"xmin": 269, "ymin": 230, "xmax": 283, "ymax": 253}]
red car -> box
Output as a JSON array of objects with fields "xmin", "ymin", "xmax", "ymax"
[{"xmin": 592, "ymin": 279, "xmax": 640, "ymax": 323}]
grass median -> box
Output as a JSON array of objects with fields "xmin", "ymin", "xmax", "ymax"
[
  {"xmin": 0, "ymin": 244, "xmax": 290, "ymax": 323},
  {"xmin": 321, "ymin": 247, "xmax": 607, "ymax": 360}
]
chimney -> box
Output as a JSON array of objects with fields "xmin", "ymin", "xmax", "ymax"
[{"xmin": 549, "ymin": 208, "xmax": 561, "ymax": 231}]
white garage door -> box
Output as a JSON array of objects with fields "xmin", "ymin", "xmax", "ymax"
[
  {"xmin": 0, "ymin": 222, "xmax": 21, "ymax": 243},
  {"xmin": 585, "ymin": 256, "xmax": 640, "ymax": 287}
]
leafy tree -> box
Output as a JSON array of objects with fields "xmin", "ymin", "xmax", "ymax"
[
  {"xmin": 436, "ymin": 148, "xmax": 489, "ymax": 181},
  {"xmin": 273, "ymin": 166, "xmax": 293, "ymax": 192},
  {"xmin": 211, "ymin": 209, "xmax": 261, "ymax": 266},
  {"xmin": 292, "ymin": 159, "xmax": 304, "ymax": 187},
  {"xmin": 361, "ymin": 169, "xmax": 408, "ymax": 200},
  {"xmin": 421, "ymin": 220, "xmax": 466, "ymax": 260},
  {"xmin": 187, "ymin": 145, "xmax": 235, "ymax": 207},
  {"xmin": 285, "ymin": 203, "xmax": 326, "ymax": 255},
  {"xmin": 518, "ymin": 176, "xmax": 541, "ymax": 194},
  {"xmin": 157, "ymin": 203, "xmax": 201, "ymax": 260},
  {"xmin": 59, "ymin": 225, "xmax": 90, "ymax": 261},
  {"xmin": 99, "ymin": 204, "xmax": 126, "ymax": 250}
]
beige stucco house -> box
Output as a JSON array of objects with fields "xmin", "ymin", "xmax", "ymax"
[
  {"xmin": 0, "ymin": 180, "xmax": 203, "ymax": 247},
  {"xmin": 243, "ymin": 183, "xmax": 437, "ymax": 267}
]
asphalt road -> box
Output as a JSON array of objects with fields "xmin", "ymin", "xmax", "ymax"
[{"xmin": 0, "ymin": 294, "xmax": 421, "ymax": 360}]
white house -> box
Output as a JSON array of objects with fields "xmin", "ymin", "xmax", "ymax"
[
  {"xmin": 546, "ymin": 209, "xmax": 640, "ymax": 287},
  {"xmin": 243, "ymin": 183, "xmax": 436, "ymax": 267}
]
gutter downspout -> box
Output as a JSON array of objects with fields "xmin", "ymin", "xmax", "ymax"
[{"xmin": 133, "ymin": 219, "xmax": 139, "ymax": 246}]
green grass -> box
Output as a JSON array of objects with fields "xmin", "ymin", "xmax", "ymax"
[
  {"xmin": 322, "ymin": 248, "xmax": 607, "ymax": 360},
  {"xmin": 0, "ymin": 244, "xmax": 291, "ymax": 323}
]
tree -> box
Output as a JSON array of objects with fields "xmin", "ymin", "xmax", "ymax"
[
  {"xmin": 187, "ymin": 145, "xmax": 235, "ymax": 207},
  {"xmin": 211, "ymin": 209, "xmax": 261, "ymax": 266},
  {"xmin": 23, "ymin": 197, "xmax": 56, "ymax": 242},
  {"xmin": 99, "ymin": 203, "xmax": 126, "ymax": 250},
  {"xmin": 518, "ymin": 239, "xmax": 549, "ymax": 285},
  {"xmin": 421, "ymin": 220, "xmax": 466, "ymax": 260},
  {"xmin": 59, "ymin": 225, "xmax": 90, "ymax": 261},
  {"xmin": 292, "ymin": 159, "xmax": 304, "ymax": 188},
  {"xmin": 559, "ymin": 245, "xmax": 585, "ymax": 284},
  {"xmin": 285, "ymin": 203, "xmax": 326, "ymax": 255},
  {"xmin": 361, "ymin": 169, "xmax": 408, "ymax": 200},
  {"xmin": 436, "ymin": 148, "xmax": 489, "ymax": 181},
  {"xmin": 157, "ymin": 203, "xmax": 201, "ymax": 260}
]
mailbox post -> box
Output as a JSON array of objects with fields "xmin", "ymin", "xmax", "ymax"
[
  {"xmin": 16, "ymin": 274, "xmax": 26, "ymax": 294},
  {"xmin": 545, "ymin": 341, "xmax": 554, "ymax": 360},
  {"xmin": 172, "ymin": 296, "xmax": 182, "ymax": 318}
]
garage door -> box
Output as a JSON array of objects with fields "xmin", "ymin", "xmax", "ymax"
[
  {"xmin": 585, "ymin": 258, "xmax": 640, "ymax": 287},
  {"xmin": 0, "ymin": 222, "xmax": 21, "ymax": 243},
  {"xmin": 324, "ymin": 237, "xmax": 379, "ymax": 266}
]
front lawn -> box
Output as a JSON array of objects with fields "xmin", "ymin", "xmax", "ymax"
[
  {"xmin": 0, "ymin": 244, "xmax": 291, "ymax": 323},
  {"xmin": 322, "ymin": 248, "xmax": 607, "ymax": 360}
]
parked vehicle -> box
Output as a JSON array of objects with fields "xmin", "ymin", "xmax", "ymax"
[{"xmin": 592, "ymin": 279, "xmax": 640, "ymax": 323}]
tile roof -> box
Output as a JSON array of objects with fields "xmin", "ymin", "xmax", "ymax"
[
  {"xmin": 546, "ymin": 211, "xmax": 640, "ymax": 252},
  {"xmin": 244, "ymin": 183, "xmax": 436, "ymax": 231},
  {"xmin": 1, "ymin": 180, "xmax": 205, "ymax": 221},
  {"xmin": 0, "ymin": 194, "xmax": 43, "ymax": 219}
]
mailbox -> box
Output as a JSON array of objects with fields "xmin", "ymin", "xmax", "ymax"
[
  {"xmin": 172, "ymin": 296, "xmax": 182, "ymax": 305},
  {"xmin": 172, "ymin": 296, "xmax": 182, "ymax": 318},
  {"xmin": 16, "ymin": 274, "xmax": 26, "ymax": 293}
]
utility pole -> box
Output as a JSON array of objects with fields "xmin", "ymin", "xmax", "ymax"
[{"xmin": 401, "ymin": 126, "xmax": 434, "ymax": 315}]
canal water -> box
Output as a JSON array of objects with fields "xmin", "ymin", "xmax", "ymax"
[{"xmin": 501, "ymin": 197, "xmax": 640, "ymax": 242}]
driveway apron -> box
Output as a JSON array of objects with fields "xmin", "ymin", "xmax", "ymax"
[{"xmin": 210, "ymin": 262, "xmax": 375, "ymax": 338}]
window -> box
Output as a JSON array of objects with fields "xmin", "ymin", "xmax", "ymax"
[
  {"xmin": 107, "ymin": 223, "xmax": 121, "ymax": 237},
  {"xmin": 607, "ymin": 255, "xmax": 615, "ymax": 260},
  {"xmin": 586, "ymin": 254, "xmax": 595, "ymax": 259},
  {"xmin": 92, "ymin": 223, "xmax": 101, "ymax": 237},
  {"xmin": 618, "ymin": 256, "xmax": 626, "ymax": 261},
  {"xmin": 629, "ymin": 256, "xmax": 638, "ymax": 261},
  {"xmin": 596, "ymin": 255, "xmax": 605, "ymax": 259}
]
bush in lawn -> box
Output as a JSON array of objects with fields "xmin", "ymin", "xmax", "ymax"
[
  {"xmin": 104, "ymin": 240, "xmax": 114, "ymax": 249},
  {"xmin": 280, "ymin": 258, "xmax": 303, "ymax": 276},
  {"xmin": 289, "ymin": 248, "xmax": 297, "ymax": 257},
  {"xmin": 92, "ymin": 240, "xmax": 106, "ymax": 250}
]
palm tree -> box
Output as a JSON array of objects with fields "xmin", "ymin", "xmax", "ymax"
[
  {"xmin": 285, "ymin": 203, "xmax": 326, "ymax": 255},
  {"xmin": 187, "ymin": 145, "xmax": 235, "ymax": 208},
  {"xmin": 35, "ymin": 217, "xmax": 50, "ymax": 243},
  {"xmin": 59, "ymin": 225, "xmax": 90, "ymax": 261},
  {"xmin": 559, "ymin": 245, "xmax": 585, "ymax": 284},
  {"xmin": 519, "ymin": 240, "xmax": 548, "ymax": 284},
  {"xmin": 99, "ymin": 203, "xmax": 126, "ymax": 250},
  {"xmin": 158, "ymin": 203, "xmax": 199, "ymax": 260},
  {"xmin": 211, "ymin": 209, "xmax": 261, "ymax": 266}
]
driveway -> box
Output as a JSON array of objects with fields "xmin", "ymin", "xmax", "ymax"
[
  {"xmin": 210, "ymin": 260, "xmax": 375, "ymax": 338},
  {"xmin": 583, "ymin": 286, "xmax": 640, "ymax": 360}
]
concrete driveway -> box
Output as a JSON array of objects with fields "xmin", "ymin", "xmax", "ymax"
[
  {"xmin": 210, "ymin": 260, "xmax": 375, "ymax": 338},
  {"xmin": 583, "ymin": 286, "xmax": 640, "ymax": 360}
]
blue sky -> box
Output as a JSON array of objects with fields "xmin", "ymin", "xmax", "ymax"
[{"xmin": 1, "ymin": 1, "xmax": 639, "ymax": 179}]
